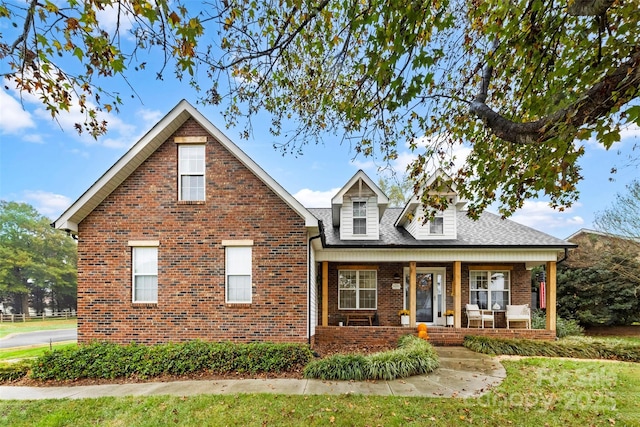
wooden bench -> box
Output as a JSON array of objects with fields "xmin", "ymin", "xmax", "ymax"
[{"xmin": 346, "ymin": 314, "xmax": 374, "ymax": 326}]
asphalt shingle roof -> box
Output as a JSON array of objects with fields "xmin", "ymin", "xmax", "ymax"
[{"xmin": 308, "ymin": 208, "xmax": 575, "ymax": 248}]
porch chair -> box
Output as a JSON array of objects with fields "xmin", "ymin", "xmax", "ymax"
[
  {"xmin": 465, "ymin": 304, "xmax": 494, "ymax": 328},
  {"xmin": 506, "ymin": 304, "xmax": 531, "ymax": 329}
]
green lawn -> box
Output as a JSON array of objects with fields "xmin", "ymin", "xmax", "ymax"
[
  {"xmin": 0, "ymin": 343, "xmax": 77, "ymax": 361},
  {"xmin": 0, "ymin": 357, "xmax": 637, "ymax": 426},
  {"xmin": 0, "ymin": 318, "xmax": 77, "ymax": 338}
]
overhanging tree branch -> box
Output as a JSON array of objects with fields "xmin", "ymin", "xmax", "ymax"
[{"xmin": 470, "ymin": 49, "xmax": 640, "ymax": 145}]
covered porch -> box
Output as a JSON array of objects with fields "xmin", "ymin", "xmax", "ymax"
[{"xmin": 314, "ymin": 258, "xmax": 559, "ymax": 346}]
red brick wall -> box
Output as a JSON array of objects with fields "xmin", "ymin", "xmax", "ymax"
[{"xmin": 77, "ymin": 118, "xmax": 309, "ymax": 345}]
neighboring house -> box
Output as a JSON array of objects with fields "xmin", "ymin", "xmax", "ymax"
[
  {"xmin": 565, "ymin": 228, "xmax": 640, "ymax": 268},
  {"xmin": 54, "ymin": 100, "xmax": 574, "ymax": 347}
]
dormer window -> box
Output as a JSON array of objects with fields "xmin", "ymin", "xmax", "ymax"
[
  {"xmin": 430, "ymin": 213, "xmax": 444, "ymax": 235},
  {"xmin": 353, "ymin": 201, "xmax": 367, "ymax": 235}
]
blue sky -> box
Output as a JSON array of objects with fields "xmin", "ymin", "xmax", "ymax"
[{"xmin": 1, "ymin": 7, "xmax": 638, "ymax": 240}]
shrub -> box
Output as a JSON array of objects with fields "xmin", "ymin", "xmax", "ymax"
[
  {"xmin": 0, "ymin": 361, "xmax": 31, "ymax": 382},
  {"xmin": 532, "ymin": 309, "xmax": 584, "ymax": 338},
  {"xmin": 463, "ymin": 336, "xmax": 640, "ymax": 363},
  {"xmin": 30, "ymin": 340, "xmax": 314, "ymax": 381},
  {"xmin": 303, "ymin": 335, "xmax": 439, "ymax": 381}
]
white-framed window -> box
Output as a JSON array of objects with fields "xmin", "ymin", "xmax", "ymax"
[
  {"xmin": 429, "ymin": 213, "xmax": 444, "ymax": 234},
  {"xmin": 338, "ymin": 270, "xmax": 377, "ymax": 309},
  {"xmin": 132, "ymin": 246, "xmax": 158, "ymax": 303},
  {"xmin": 353, "ymin": 201, "xmax": 366, "ymax": 235},
  {"xmin": 178, "ymin": 144, "xmax": 205, "ymax": 201},
  {"xmin": 225, "ymin": 246, "xmax": 252, "ymax": 303},
  {"xmin": 469, "ymin": 270, "xmax": 510, "ymax": 311}
]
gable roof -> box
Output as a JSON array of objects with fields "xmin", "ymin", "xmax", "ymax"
[
  {"xmin": 311, "ymin": 208, "xmax": 576, "ymax": 249},
  {"xmin": 395, "ymin": 169, "xmax": 466, "ymax": 227},
  {"xmin": 53, "ymin": 100, "xmax": 318, "ymax": 233},
  {"xmin": 330, "ymin": 170, "xmax": 389, "ymax": 226}
]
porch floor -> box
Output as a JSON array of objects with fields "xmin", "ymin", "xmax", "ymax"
[{"xmin": 314, "ymin": 326, "xmax": 555, "ymax": 348}]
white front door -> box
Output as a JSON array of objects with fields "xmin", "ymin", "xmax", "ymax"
[{"xmin": 404, "ymin": 268, "xmax": 446, "ymax": 326}]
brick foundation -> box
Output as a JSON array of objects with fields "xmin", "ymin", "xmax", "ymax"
[{"xmin": 314, "ymin": 326, "xmax": 556, "ymax": 348}]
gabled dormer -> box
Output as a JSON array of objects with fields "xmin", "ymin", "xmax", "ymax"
[
  {"xmin": 395, "ymin": 170, "xmax": 465, "ymax": 240},
  {"xmin": 332, "ymin": 170, "xmax": 389, "ymax": 240}
]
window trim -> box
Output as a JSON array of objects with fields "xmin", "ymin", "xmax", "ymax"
[
  {"xmin": 429, "ymin": 212, "xmax": 444, "ymax": 235},
  {"xmin": 178, "ymin": 144, "xmax": 205, "ymax": 201},
  {"xmin": 338, "ymin": 269, "xmax": 377, "ymax": 310},
  {"xmin": 130, "ymin": 243, "xmax": 159, "ymax": 304},
  {"xmin": 352, "ymin": 200, "xmax": 367, "ymax": 235},
  {"xmin": 224, "ymin": 242, "xmax": 253, "ymax": 304},
  {"xmin": 469, "ymin": 270, "xmax": 511, "ymax": 311}
]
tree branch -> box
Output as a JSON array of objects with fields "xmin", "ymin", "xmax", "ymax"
[
  {"xmin": 470, "ymin": 48, "xmax": 640, "ymax": 145},
  {"xmin": 567, "ymin": 0, "xmax": 615, "ymax": 16}
]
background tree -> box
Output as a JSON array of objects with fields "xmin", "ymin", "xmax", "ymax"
[
  {"xmin": 0, "ymin": 201, "xmax": 77, "ymax": 315},
  {"xmin": 378, "ymin": 176, "xmax": 412, "ymax": 208},
  {"xmin": 2, "ymin": 0, "xmax": 639, "ymax": 217},
  {"xmin": 593, "ymin": 180, "xmax": 640, "ymax": 284},
  {"xmin": 557, "ymin": 181, "xmax": 640, "ymax": 326},
  {"xmin": 557, "ymin": 262, "xmax": 640, "ymax": 326}
]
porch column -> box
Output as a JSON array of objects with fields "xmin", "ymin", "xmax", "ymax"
[
  {"xmin": 546, "ymin": 261, "xmax": 557, "ymax": 331},
  {"xmin": 322, "ymin": 261, "xmax": 329, "ymax": 326},
  {"xmin": 453, "ymin": 261, "xmax": 462, "ymax": 328},
  {"xmin": 409, "ymin": 261, "xmax": 417, "ymax": 327}
]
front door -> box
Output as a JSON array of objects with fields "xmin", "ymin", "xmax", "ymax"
[{"xmin": 404, "ymin": 268, "xmax": 446, "ymax": 325}]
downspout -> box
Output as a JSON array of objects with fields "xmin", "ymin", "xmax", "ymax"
[
  {"xmin": 308, "ymin": 233, "xmax": 322, "ymax": 346},
  {"xmin": 557, "ymin": 248, "xmax": 569, "ymax": 264}
]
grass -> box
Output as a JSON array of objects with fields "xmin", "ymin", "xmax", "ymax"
[
  {"xmin": 0, "ymin": 357, "xmax": 637, "ymax": 426},
  {"xmin": 0, "ymin": 318, "xmax": 77, "ymax": 338},
  {"xmin": 0, "ymin": 343, "xmax": 76, "ymax": 361}
]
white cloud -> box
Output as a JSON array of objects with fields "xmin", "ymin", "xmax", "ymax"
[
  {"xmin": 94, "ymin": 3, "xmax": 134, "ymax": 34},
  {"xmin": 293, "ymin": 188, "xmax": 340, "ymax": 208},
  {"xmin": 0, "ymin": 89, "xmax": 35, "ymax": 134},
  {"xmin": 22, "ymin": 191, "xmax": 71, "ymax": 219},
  {"xmin": 509, "ymin": 200, "xmax": 584, "ymax": 234}
]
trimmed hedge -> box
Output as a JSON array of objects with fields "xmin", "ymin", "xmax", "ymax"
[
  {"xmin": 30, "ymin": 340, "xmax": 314, "ymax": 381},
  {"xmin": 464, "ymin": 335, "xmax": 640, "ymax": 363},
  {"xmin": 303, "ymin": 335, "xmax": 439, "ymax": 380}
]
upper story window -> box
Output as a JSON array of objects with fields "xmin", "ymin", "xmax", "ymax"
[
  {"xmin": 132, "ymin": 246, "xmax": 158, "ymax": 303},
  {"xmin": 429, "ymin": 213, "xmax": 444, "ymax": 235},
  {"xmin": 469, "ymin": 270, "xmax": 510, "ymax": 311},
  {"xmin": 178, "ymin": 145, "xmax": 205, "ymax": 201},
  {"xmin": 353, "ymin": 201, "xmax": 367, "ymax": 235}
]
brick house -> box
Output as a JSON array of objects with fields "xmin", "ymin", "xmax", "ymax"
[{"xmin": 54, "ymin": 100, "xmax": 574, "ymax": 347}]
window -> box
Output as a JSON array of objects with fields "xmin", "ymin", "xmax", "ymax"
[
  {"xmin": 469, "ymin": 270, "xmax": 510, "ymax": 310},
  {"xmin": 429, "ymin": 213, "xmax": 444, "ymax": 234},
  {"xmin": 226, "ymin": 246, "xmax": 252, "ymax": 303},
  {"xmin": 178, "ymin": 145, "xmax": 205, "ymax": 201},
  {"xmin": 338, "ymin": 270, "xmax": 377, "ymax": 309},
  {"xmin": 132, "ymin": 247, "xmax": 158, "ymax": 303},
  {"xmin": 353, "ymin": 201, "xmax": 366, "ymax": 235}
]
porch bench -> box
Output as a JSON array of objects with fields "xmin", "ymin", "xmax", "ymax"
[{"xmin": 346, "ymin": 313, "xmax": 374, "ymax": 326}]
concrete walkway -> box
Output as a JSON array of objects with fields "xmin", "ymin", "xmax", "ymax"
[{"xmin": 0, "ymin": 347, "xmax": 506, "ymax": 400}]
